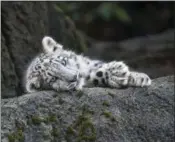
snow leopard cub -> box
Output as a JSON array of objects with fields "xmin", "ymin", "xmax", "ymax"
[
  {"xmin": 41, "ymin": 36, "xmax": 152, "ymax": 90},
  {"xmin": 25, "ymin": 53, "xmax": 79, "ymax": 93}
]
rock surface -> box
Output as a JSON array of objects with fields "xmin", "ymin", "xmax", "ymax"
[
  {"xmin": 1, "ymin": 76, "xmax": 174, "ymax": 142},
  {"xmin": 1, "ymin": 2, "xmax": 48, "ymax": 98}
]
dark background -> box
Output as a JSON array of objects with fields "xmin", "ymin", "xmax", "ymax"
[
  {"xmin": 54, "ymin": 2, "xmax": 174, "ymax": 41},
  {"xmin": 1, "ymin": 1, "xmax": 174, "ymax": 98}
]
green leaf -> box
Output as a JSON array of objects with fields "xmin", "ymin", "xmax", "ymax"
[{"xmin": 114, "ymin": 5, "xmax": 131, "ymax": 23}]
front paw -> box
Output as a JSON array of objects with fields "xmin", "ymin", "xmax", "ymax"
[
  {"xmin": 128, "ymin": 72, "xmax": 152, "ymax": 87},
  {"xmin": 108, "ymin": 61, "xmax": 130, "ymax": 77},
  {"xmin": 106, "ymin": 61, "xmax": 130, "ymax": 87}
]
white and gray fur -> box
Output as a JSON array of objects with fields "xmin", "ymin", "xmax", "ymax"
[
  {"xmin": 38, "ymin": 36, "xmax": 152, "ymax": 91},
  {"xmin": 25, "ymin": 53, "xmax": 79, "ymax": 93}
]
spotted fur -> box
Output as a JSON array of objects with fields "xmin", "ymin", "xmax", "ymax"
[
  {"xmin": 25, "ymin": 53, "xmax": 79, "ymax": 93},
  {"xmin": 24, "ymin": 36, "xmax": 152, "ymax": 93},
  {"xmin": 38, "ymin": 36, "xmax": 151, "ymax": 91}
]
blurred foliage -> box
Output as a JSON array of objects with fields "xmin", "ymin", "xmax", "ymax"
[
  {"xmin": 53, "ymin": 2, "xmax": 173, "ymax": 42},
  {"xmin": 55, "ymin": 2, "xmax": 131, "ymax": 23},
  {"xmin": 97, "ymin": 3, "xmax": 131, "ymax": 22}
]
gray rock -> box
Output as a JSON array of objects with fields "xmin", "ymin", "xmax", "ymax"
[
  {"xmin": 1, "ymin": 76, "xmax": 174, "ymax": 142},
  {"xmin": 1, "ymin": 2, "xmax": 48, "ymax": 98}
]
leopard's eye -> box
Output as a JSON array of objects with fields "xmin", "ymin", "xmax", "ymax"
[
  {"xmin": 57, "ymin": 56, "xmax": 63, "ymax": 60},
  {"xmin": 61, "ymin": 60, "xmax": 66, "ymax": 66},
  {"xmin": 51, "ymin": 77, "xmax": 56, "ymax": 82}
]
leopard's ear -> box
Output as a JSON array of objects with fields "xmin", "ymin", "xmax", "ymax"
[{"xmin": 42, "ymin": 36, "xmax": 63, "ymax": 53}]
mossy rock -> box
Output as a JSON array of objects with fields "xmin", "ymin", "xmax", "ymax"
[
  {"xmin": 8, "ymin": 129, "xmax": 25, "ymax": 142},
  {"xmin": 66, "ymin": 112, "xmax": 96, "ymax": 142}
]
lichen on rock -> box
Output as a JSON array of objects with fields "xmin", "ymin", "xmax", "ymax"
[{"xmin": 1, "ymin": 76, "xmax": 174, "ymax": 142}]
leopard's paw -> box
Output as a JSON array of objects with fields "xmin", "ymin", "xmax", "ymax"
[
  {"xmin": 128, "ymin": 72, "xmax": 152, "ymax": 87},
  {"xmin": 106, "ymin": 61, "xmax": 130, "ymax": 88},
  {"xmin": 107, "ymin": 61, "xmax": 130, "ymax": 78}
]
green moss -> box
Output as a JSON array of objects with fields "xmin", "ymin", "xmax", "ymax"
[
  {"xmin": 76, "ymin": 90, "xmax": 84, "ymax": 98},
  {"xmin": 102, "ymin": 110, "xmax": 112, "ymax": 118},
  {"xmin": 8, "ymin": 128, "xmax": 24, "ymax": 142},
  {"xmin": 76, "ymin": 115, "xmax": 89, "ymax": 126},
  {"xmin": 78, "ymin": 120, "xmax": 96, "ymax": 142},
  {"xmin": 30, "ymin": 115, "xmax": 57, "ymax": 125},
  {"xmin": 67, "ymin": 126, "xmax": 76, "ymax": 135},
  {"xmin": 102, "ymin": 110, "xmax": 116, "ymax": 122},
  {"xmin": 42, "ymin": 117, "xmax": 49, "ymax": 124},
  {"xmin": 51, "ymin": 127, "xmax": 59, "ymax": 137},
  {"xmin": 8, "ymin": 134, "xmax": 15, "ymax": 142},
  {"xmin": 67, "ymin": 114, "xmax": 96, "ymax": 142},
  {"xmin": 102, "ymin": 101, "xmax": 110, "ymax": 107},
  {"xmin": 48, "ymin": 115, "xmax": 57, "ymax": 122},
  {"xmin": 31, "ymin": 116, "xmax": 43, "ymax": 125},
  {"xmin": 16, "ymin": 129, "xmax": 24, "ymax": 142},
  {"xmin": 81, "ymin": 105, "xmax": 95, "ymax": 116}
]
